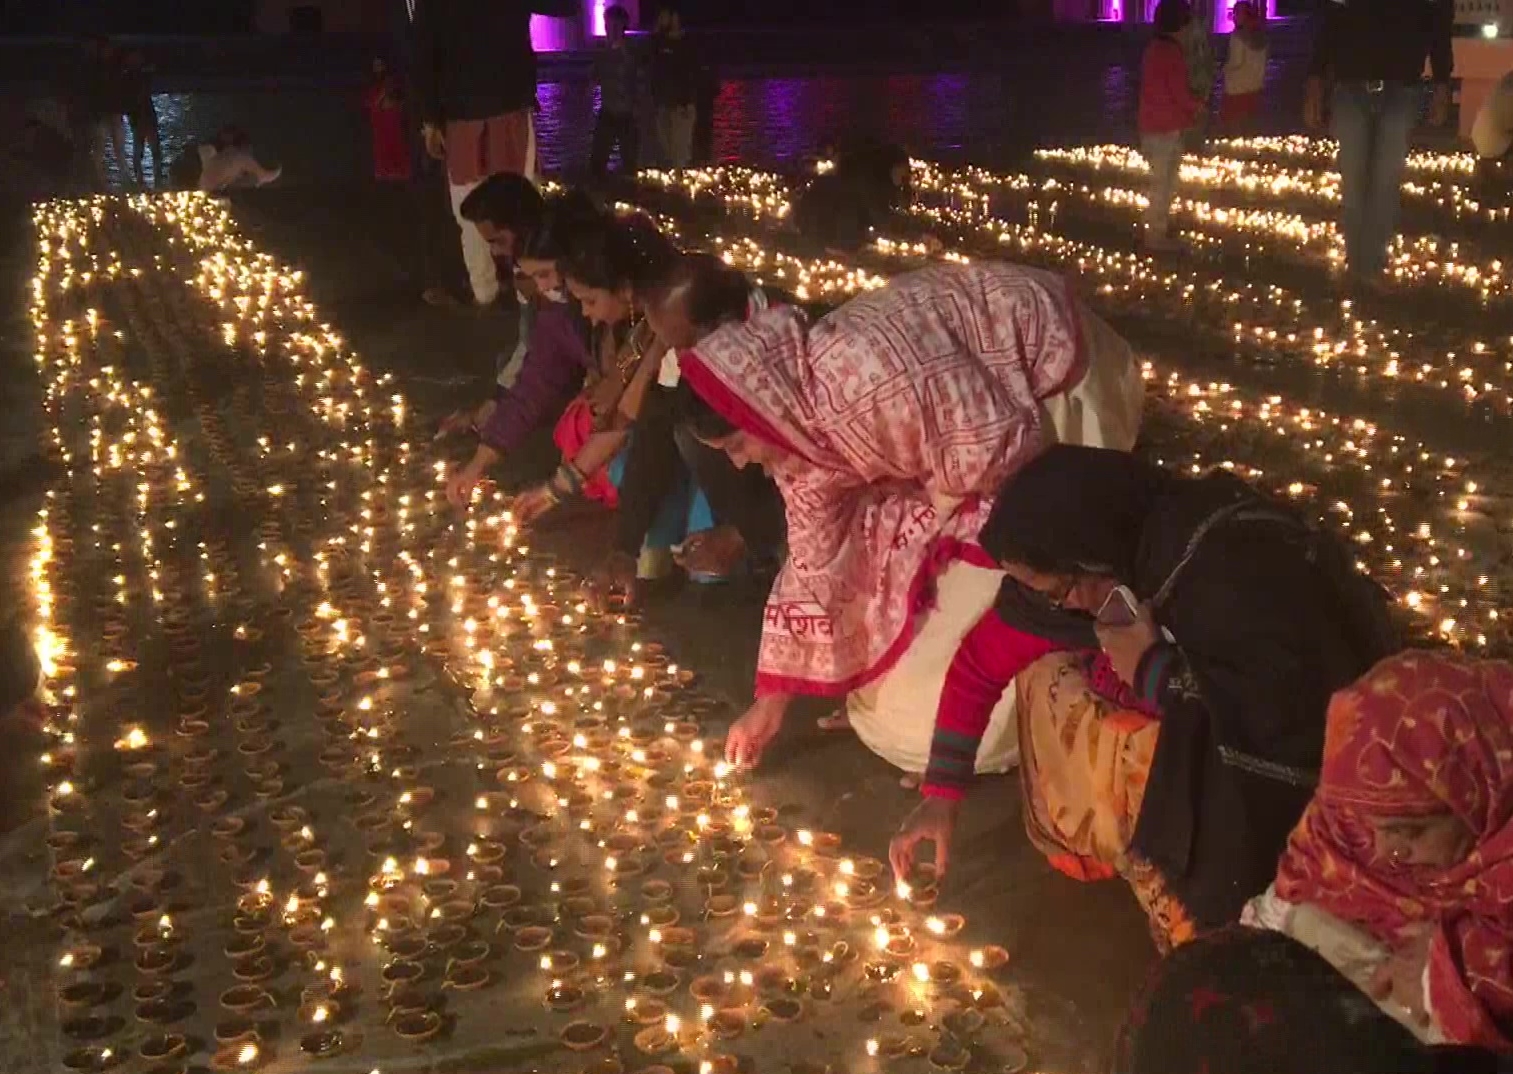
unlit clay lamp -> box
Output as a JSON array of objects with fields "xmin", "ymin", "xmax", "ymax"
[{"xmin": 560, "ymin": 1021, "xmax": 608, "ymax": 1052}]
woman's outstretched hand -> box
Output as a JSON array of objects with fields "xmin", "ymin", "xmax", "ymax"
[
  {"xmin": 446, "ymin": 461, "xmax": 485, "ymax": 507},
  {"xmin": 724, "ymin": 695, "xmax": 789, "ymax": 768},
  {"xmin": 435, "ymin": 409, "xmax": 474, "ymax": 440},
  {"xmin": 1369, "ymin": 925, "xmax": 1434, "ymax": 1027},
  {"xmin": 890, "ymin": 795, "xmax": 961, "ymax": 883},
  {"xmin": 509, "ymin": 485, "xmax": 558, "ymax": 527}
]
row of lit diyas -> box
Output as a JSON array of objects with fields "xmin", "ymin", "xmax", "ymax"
[
  {"xmin": 620, "ymin": 167, "xmax": 1505, "ymax": 651},
  {"xmin": 29, "ymin": 198, "xmax": 389, "ymax": 1072},
  {"xmin": 96, "ymin": 190, "xmax": 1036, "ymax": 1072},
  {"xmin": 673, "ymin": 157, "xmax": 1513, "ymax": 419},
  {"xmin": 644, "ymin": 157, "xmax": 1513, "ymax": 426},
  {"xmin": 1031, "ymin": 143, "xmax": 1513, "ymax": 223},
  {"xmin": 1016, "ymin": 176, "xmax": 1513, "ymax": 309},
  {"xmin": 1211, "ymin": 135, "xmax": 1479, "ymax": 178},
  {"xmin": 30, "ymin": 199, "xmax": 247, "ymax": 1071}
]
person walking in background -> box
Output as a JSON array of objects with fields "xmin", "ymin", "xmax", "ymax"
[
  {"xmin": 411, "ymin": 0, "xmax": 580, "ymax": 308},
  {"xmin": 364, "ymin": 57, "xmax": 412, "ymax": 182},
  {"xmin": 589, "ymin": 5, "xmax": 640, "ymax": 178},
  {"xmin": 1218, "ymin": 2, "xmax": 1267, "ymax": 134},
  {"xmin": 1304, "ymin": 0, "xmax": 1454, "ymax": 286},
  {"xmin": 1177, "ymin": 0, "xmax": 1216, "ymax": 146},
  {"xmin": 121, "ymin": 51, "xmax": 161, "ymax": 187},
  {"xmin": 1138, "ymin": 0, "xmax": 1201, "ymax": 252},
  {"xmin": 74, "ymin": 35, "xmax": 128, "ymax": 190},
  {"xmin": 649, "ymin": 4, "xmax": 699, "ymax": 168}
]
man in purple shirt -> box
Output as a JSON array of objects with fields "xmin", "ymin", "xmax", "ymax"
[{"xmin": 444, "ymin": 181, "xmax": 599, "ymax": 506}]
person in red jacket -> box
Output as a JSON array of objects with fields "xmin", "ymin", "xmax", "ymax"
[
  {"xmin": 1138, "ymin": 0, "xmax": 1202, "ymax": 252},
  {"xmin": 363, "ymin": 57, "xmax": 411, "ymax": 182}
]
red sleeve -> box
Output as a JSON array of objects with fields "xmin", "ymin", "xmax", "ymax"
[{"xmin": 921, "ymin": 611, "xmax": 1063, "ymax": 799}]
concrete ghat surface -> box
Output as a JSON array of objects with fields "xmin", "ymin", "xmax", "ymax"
[{"xmin": 1, "ymin": 185, "xmax": 1155, "ymax": 1074}]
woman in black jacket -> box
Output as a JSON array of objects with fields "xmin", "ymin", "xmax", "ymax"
[{"xmin": 891, "ymin": 445, "xmax": 1397, "ymax": 945}]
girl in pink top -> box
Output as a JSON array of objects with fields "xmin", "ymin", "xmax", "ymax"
[{"xmin": 1138, "ymin": 0, "xmax": 1202, "ymax": 251}]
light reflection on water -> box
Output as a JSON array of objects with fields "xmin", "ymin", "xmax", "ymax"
[{"xmin": 39, "ymin": 51, "xmax": 1308, "ymax": 189}]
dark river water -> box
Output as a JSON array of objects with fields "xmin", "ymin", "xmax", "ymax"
[{"xmin": 11, "ymin": 22, "xmax": 1322, "ymax": 187}]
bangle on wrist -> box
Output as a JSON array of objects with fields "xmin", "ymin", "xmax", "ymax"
[{"xmin": 552, "ymin": 463, "xmax": 584, "ymax": 498}]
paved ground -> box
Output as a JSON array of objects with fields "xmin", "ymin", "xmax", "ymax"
[
  {"xmin": 8, "ymin": 100, "xmax": 1511, "ymax": 1072},
  {"xmin": 229, "ymin": 175, "xmax": 1161, "ymax": 1070}
]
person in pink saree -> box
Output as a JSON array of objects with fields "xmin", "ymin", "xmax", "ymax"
[{"xmin": 678, "ymin": 262, "xmax": 1144, "ymax": 778}]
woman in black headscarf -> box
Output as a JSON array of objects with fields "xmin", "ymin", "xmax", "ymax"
[{"xmin": 890, "ymin": 444, "xmax": 1396, "ymax": 947}]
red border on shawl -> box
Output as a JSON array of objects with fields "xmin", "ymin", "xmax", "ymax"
[
  {"xmin": 753, "ymin": 535, "xmax": 999, "ymax": 699},
  {"xmin": 678, "ymin": 350, "xmax": 811, "ymax": 461}
]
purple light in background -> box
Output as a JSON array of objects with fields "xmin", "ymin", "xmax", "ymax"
[{"xmin": 529, "ymin": 15, "xmax": 575, "ymax": 51}]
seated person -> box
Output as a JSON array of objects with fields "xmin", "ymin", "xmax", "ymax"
[
  {"xmin": 510, "ymin": 216, "xmax": 716, "ymax": 582},
  {"xmin": 590, "ymin": 252, "xmax": 789, "ymax": 599},
  {"xmin": 444, "ymin": 187, "xmax": 601, "ymax": 507},
  {"xmin": 790, "ymin": 139, "xmax": 913, "ymax": 255},
  {"xmin": 680, "ymin": 263, "xmax": 1143, "ymax": 792},
  {"xmin": 1248, "ymin": 650, "xmax": 1513, "ymax": 1049},
  {"xmin": 890, "ymin": 445, "xmax": 1398, "ymax": 951},
  {"xmin": 168, "ymin": 126, "xmax": 280, "ymax": 192},
  {"xmin": 1114, "ymin": 926, "xmax": 1505, "ymax": 1074}
]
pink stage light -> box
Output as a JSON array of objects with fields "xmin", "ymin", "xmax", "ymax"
[{"xmin": 529, "ymin": 15, "xmax": 576, "ymax": 52}]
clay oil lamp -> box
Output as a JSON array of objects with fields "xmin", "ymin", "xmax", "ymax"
[
  {"xmin": 480, "ymin": 883, "xmax": 521, "ymax": 911},
  {"xmin": 139, "ymin": 1034, "xmax": 189, "ymax": 1064},
  {"xmin": 560, "ymin": 1020, "xmax": 608, "ymax": 1053},
  {"xmin": 640, "ymin": 967, "xmax": 681, "ymax": 996},
  {"xmin": 513, "ymin": 925, "xmax": 553, "ymax": 952},
  {"xmin": 391, "ymin": 1009, "xmax": 443, "ymax": 1042},
  {"xmin": 132, "ymin": 980, "xmax": 174, "ymax": 1009},
  {"xmin": 632, "ymin": 1013, "xmax": 682, "ymax": 1056},
  {"xmin": 968, "ymin": 945, "xmax": 1010, "ymax": 972},
  {"xmin": 924, "ymin": 1040, "xmax": 972, "ymax": 1071},
  {"xmin": 299, "ymin": 1029, "xmax": 347, "ymax": 1059},
  {"xmin": 545, "ymin": 979, "xmax": 585, "ymax": 1013},
  {"xmin": 427, "ymin": 921, "xmax": 468, "ymax": 950},
  {"xmin": 211, "ymin": 1039, "xmax": 276, "ymax": 1072},
  {"xmin": 58, "ymin": 981, "xmax": 109, "ymax": 1010},
  {"xmin": 61, "ymin": 1046, "xmax": 122, "ymax": 1071}
]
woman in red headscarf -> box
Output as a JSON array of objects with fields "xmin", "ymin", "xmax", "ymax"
[{"xmin": 1265, "ymin": 650, "xmax": 1513, "ymax": 1050}]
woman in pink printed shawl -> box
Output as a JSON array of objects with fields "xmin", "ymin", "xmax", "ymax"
[{"xmin": 678, "ymin": 261, "xmax": 1143, "ymax": 778}]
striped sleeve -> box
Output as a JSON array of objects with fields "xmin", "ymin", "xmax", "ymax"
[{"xmin": 921, "ymin": 613, "xmax": 1063, "ymax": 799}]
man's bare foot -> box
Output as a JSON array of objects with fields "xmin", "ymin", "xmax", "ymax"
[
  {"xmin": 676, "ymin": 525, "xmax": 746, "ymax": 578},
  {"xmin": 816, "ymin": 711, "xmax": 851, "ymax": 732},
  {"xmin": 423, "ymin": 286, "xmax": 462, "ymax": 308}
]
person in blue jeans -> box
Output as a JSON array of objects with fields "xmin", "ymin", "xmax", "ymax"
[{"xmin": 1304, "ymin": 0, "xmax": 1453, "ymax": 284}]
